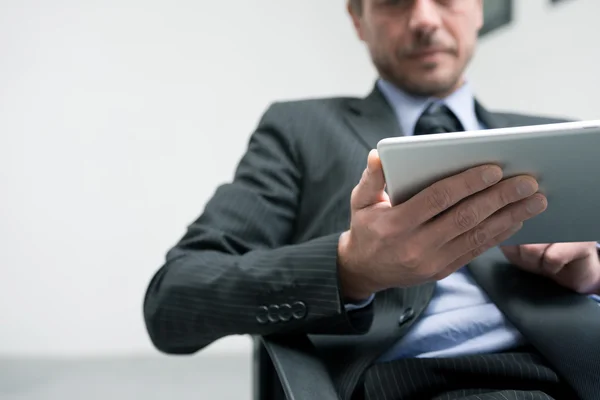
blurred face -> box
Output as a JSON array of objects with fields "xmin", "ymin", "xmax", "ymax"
[{"xmin": 349, "ymin": 0, "xmax": 484, "ymax": 97}]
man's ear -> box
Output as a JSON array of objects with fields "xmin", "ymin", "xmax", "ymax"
[{"xmin": 347, "ymin": 1, "xmax": 365, "ymax": 41}]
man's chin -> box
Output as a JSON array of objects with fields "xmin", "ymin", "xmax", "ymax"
[
  {"xmin": 398, "ymin": 76, "xmax": 461, "ymax": 98},
  {"xmin": 377, "ymin": 60, "xmax": 463, "ymax": 97}
]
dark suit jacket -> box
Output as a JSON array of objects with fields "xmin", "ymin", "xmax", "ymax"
[{"xmin": 143, "ymin": 85, "xmax": 569, "ymax": 399}]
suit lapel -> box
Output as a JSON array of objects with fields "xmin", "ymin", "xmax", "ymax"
[
  {"xmin": 344, "ymin": 85, "xmax": 402, "ymax": 150},
  {"xmin": 469, "ymin": 248, "xmax": 600, "ymax": 399},
  {"xmin": 475, "ymin": 100, "xmax": 504, "ymax": 129},
  {"xmin": 345, "ymin": 88, "xmax": 501, "ymax": 151}
]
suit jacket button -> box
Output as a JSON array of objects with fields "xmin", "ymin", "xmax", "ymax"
[
  {"xmin": 279, "ymin": 303, "xmax": 292, "ymax": 322},
  {"xmin": 398, "ymin": 307, "xmax": 415, "ymax": 325},
  {"xmin": 268, "ymin": 305, "xmax": 280, "ymax": 323},
  {"xmin": 256, "ymin": 306, "xmax": 269, "ymax": 324},
  {"xmin": 292, "ymin": 301, "xmax": 307, "ymax": 320}
]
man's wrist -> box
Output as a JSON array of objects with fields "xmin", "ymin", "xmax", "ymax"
[
  {"xmin": 594, "ymin": 242, "xmax": 600, "ymax": 295},
  {"xmin": 337, "ymin": 231, "xmax": 375, "ymax": 302},
  {"xmin": 588, "ymin": 242, "xmax": 600, "ymax": 296}
]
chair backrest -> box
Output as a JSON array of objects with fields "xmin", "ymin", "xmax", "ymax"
[
  {"xmin": 252, "ymin": 335, "xmax": 341, "ymax": 400},
  {"xmin": 253, "ymin": 337, "xmax": 285, "ymax": 400}
]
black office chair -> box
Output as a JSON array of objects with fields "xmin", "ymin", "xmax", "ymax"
[{"xmin": 252, "ymin": 334, "xmax": 339, "ymax": 400}]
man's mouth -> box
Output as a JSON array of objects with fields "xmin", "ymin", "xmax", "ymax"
[{"xmin": 406, "ymin": 48, "xmax": 449, "ymax": 58}]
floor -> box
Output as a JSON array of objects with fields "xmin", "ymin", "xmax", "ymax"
[{"xmin": 0, "ymin": 354, "xmax": 252, "ymax": 400}]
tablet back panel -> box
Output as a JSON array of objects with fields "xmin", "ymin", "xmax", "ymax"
[{"xmin": 377, "ymin": 122, "xmax": 600, "ymax": 245}]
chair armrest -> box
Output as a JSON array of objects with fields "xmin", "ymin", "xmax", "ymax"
[{"xmin": 259, "ymin": 334, "xmax": 340, "ymax": 400}]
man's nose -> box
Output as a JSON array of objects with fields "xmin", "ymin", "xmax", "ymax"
[{"xmin": 408, "ymin": 0, "xmax": 443, "ymax": 34}]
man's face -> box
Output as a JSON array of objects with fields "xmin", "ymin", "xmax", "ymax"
[{"xmin": 349, "ymin": 0, "xmax": 484, "ymax": 97}]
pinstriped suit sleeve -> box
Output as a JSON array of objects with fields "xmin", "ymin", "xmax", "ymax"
[{"xmin": 143, "ymin": 103, "xmax": 374, "ymax": 354}]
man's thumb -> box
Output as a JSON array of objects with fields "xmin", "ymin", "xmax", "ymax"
[{"xmin": 352, "ymin": 150, "xmax": 388, "ymax": 209}]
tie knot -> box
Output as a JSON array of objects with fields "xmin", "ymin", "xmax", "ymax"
[{"xmin": 414, "ymin": 103, "xmax": 464, "ymax": 135}]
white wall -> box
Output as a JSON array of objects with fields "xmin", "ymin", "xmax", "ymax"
[
  {"xmin": 0, "ymin": 0, "xmax": 375, "ymax": 358},
  {"xmin": 1, "ymin": 0, "xmax": 598, "ymax": 359},
  {"xmin": 469, "ymin": 0, "xmax": 600, "ymax": 120}
]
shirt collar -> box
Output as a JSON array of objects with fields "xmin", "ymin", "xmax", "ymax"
[{"xmin": 376, "ymin": 78, "xmax": 480, "ymax": 136}]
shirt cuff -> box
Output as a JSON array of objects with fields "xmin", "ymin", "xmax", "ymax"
[{"xmin": 344, "ymin": 294, "xmax": 376, "ymax": 311}]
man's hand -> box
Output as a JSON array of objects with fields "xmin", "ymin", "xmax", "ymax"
[
  {"xmin": 501, "ymin": 242, "xmax": 600, "ymax": 295},
  {"xmin": 337, "ymin": 149, "xmax": 548, "ymax": 301}
]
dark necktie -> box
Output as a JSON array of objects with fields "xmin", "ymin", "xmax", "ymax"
[{"xmin": 413, "ymin": 103, "xmax": 464, "ymax": 135}]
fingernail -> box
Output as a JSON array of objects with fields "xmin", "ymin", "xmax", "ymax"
[
  {"xmin": 517, "ymin": 180, "xmax": 536, "ymax": 197},
  {"xmin": 482, "ymin": 167, "xmax": 502, "ymax": 184},
  {"xmin": 367, "ymin": 150, "xmax": 375, "ymax": 172},
  {"xmin": 526, "ymin": 197, "xmax": 545, "ymax": 213}
]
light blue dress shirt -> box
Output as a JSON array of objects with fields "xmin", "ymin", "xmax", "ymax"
[{"xmin": 346, "ymin": 78, "xmax": 600, "ymax": 362}]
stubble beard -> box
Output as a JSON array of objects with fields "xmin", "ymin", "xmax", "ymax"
[
  {"xmin": 377, "ymin": 57, "xmax": 463, "ymax": 98},
  {"xmin": 372, "ymin": 45, "xmax": 469, "ymax": 98}
]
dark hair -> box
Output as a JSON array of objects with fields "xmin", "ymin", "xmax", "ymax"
[{"xmin": 350, "ymin": 0, "xmax": 362, "ymax": 14}]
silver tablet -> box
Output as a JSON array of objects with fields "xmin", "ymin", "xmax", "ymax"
[{"xmin": 377, "ymin": 120, "xmax": 600, "ymax": 245}]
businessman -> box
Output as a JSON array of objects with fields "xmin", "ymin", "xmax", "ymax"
[{"xmin": 144, "ymin": 0, "xmax": 600, "ymax": 399}]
